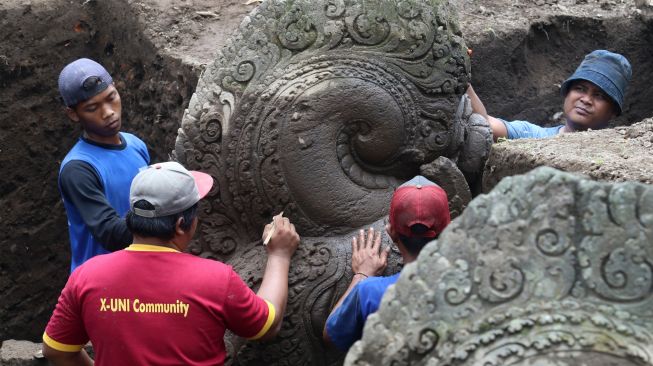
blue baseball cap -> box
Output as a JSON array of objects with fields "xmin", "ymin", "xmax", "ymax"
[
  {"xmin": 58, "ymin": 58, "xmax": 113, "ymax": 107},
  {"xmin": 560, "ymin": 50, "xmax": 631, "ymax": 115}
]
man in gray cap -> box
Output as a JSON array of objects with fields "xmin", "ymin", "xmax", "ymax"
[
  {"xmin": 467, "ymin": 49, "xmax": 632, "ymax": 140},
  {"xmin": 57, "ymin": 58, "xmax": 150, "ymax": 271},
  {"xmin": 43, "ymin": 161, "xmax": 300, "ymax": 365}
]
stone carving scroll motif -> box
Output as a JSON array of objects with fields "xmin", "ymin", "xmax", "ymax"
[
  {"xmin": 173, "ymin": 0, "xmax": 491, "ymax": 364},
  {"xmin": 347, "ymin": 167, "xmax": 653, "ymax": 366}
]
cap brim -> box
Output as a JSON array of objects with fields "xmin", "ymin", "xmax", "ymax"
[{"xmin": 190, "ymin": 171, "xmax": 213, "ymax": 199}]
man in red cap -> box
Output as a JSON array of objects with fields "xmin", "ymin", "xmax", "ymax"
[{"xmin": 322, "ymin": 176, "xmax": 450, "ymax": 351}]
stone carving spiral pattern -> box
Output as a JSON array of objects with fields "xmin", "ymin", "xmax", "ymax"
[
  {"xmin": 347, "ymin": 167, "xmax": 653, "ymax": 366},
  {"xmin": 173, "ymin": 0, "xmax": 488, "ymax": 364},
  {"xmin": 175, "ymin": 0, "xmax": 477, "ymax": 241}
]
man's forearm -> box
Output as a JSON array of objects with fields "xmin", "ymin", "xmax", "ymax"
[
  {"xmin": 329, "ymin": 274, "xmax": 366, "ymax": 315},
  {"xmin": 466, "ymin": 85, "xmax": 489, "ymax": 119},
  {"xmin": 256, "ymin": 254, "xmax": 291, "ymax": 335},
  {"xmin": 466, "ymin": 85, "xmax": 507, "ymax": 141},
  {"xmin": 322, "ymin": 273, "xmax": 366, "ymax": 343},
  {"xmin": 43, "ymin": 348, "xmax": 93, "ymax": 366},
  {"xmin": 93, "ymin": 217, "xmax": 132, "ymax": 251},
  {"xmin": 60, "ymin": 161, "xmax": 132, "ymax": 251}
]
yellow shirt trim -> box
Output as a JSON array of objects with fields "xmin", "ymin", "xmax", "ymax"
[
  {"xmin": 124, "ymin": 244, "xmax": 180, "ymax": 252},
  {"xmin": 247, "ymin": 300, "xmax": 276, "ymax": 340},
  {"xmin": 42, "ymin": 332, "xmax": 84, "ymax": 352}
]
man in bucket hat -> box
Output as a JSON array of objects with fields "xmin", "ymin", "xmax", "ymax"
[
  {"xmin": 57, "ymin": 58, "xmax": 150, "ymax": 271},
  {"xmin": 42, "ymin": 162, "xmax": 300, "ymax": 365},
  {"xmin": 323, "ymin": 176, "xmax": 451, "ymax": 352},
  {"xmin": 467, "ymin": 49, "xmax": 632, "ymax": 140}
]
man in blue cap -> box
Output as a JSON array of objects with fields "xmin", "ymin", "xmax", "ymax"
[
  {"xmin": 467, "ymin": 50, "xmax": 632, "ymax": 140},
  {"xmin": 57, "ymin": 58, "xmax": 150, "ymax": 272}
]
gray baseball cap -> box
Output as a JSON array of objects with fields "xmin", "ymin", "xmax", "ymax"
[
  {"xmin": 130, "ymin": 162, "xmax": 213, "ymax": 217},
  {"xmin": 58, "ymin": 58, "xmax": 113, "ymax": 107}
]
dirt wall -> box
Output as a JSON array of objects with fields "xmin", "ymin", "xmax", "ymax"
[
  {"xmin": 0, "ymin": 0, "xmax": 200, "ymax": 341},
  {"xmin": 1, "ymin": 0, "xmax": 97, "ymax": 341}
]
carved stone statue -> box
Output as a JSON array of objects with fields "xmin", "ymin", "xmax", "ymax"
[
  {"xmin": 173, "ymin": 0, "xmax": 491, "ymax": 364},
  {"xmin": 347, "ymin": 166, "xmax": 653, "ymax": 366}
]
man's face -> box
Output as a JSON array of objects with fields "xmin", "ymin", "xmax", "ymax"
[
  {"xmin": 563, "ymin": 80, "xmax": 616, "ymax": 131},
  {"xmin": 66, "ymin": 84, "xmax": 122, "ymax": 144}
]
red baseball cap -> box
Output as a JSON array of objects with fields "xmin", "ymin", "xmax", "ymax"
[{"xmin": 389, "ymin": 176, "xmax": 450, "ymax": 239}]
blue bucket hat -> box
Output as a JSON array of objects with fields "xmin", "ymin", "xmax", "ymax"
[
  {"xmin": 560, "ymin": 50, "xmax": 631, "ymax": 115},
  {"xmin": 58, "ymin": 58, "xmax": 113, "ymax": 107}
]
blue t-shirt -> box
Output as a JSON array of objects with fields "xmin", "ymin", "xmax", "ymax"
[
  {"xmin": 501, "ymin": 119, "xmax": 564, "ymax": 139},
  {"xmin": 325, "ymin": 273, "xmax": 400, "ymax": 351},
  {"xmin": 59, "ymin": 132, "xmax": 149, "ymax": 271}
]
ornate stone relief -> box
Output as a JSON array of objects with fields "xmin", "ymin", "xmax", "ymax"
[
  {"xmin": 173, "ymin": 0, "xmax": 490, "ymax": 364},
  {"xmin": 347, "ymin": 167, "xmax": 653, "ymax": 366}
]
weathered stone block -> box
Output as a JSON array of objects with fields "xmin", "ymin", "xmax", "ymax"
[
  {"xmin": 0, "ymin": 340, "xmax": 44, "ymax": 366},
  {"xmin": 348, "ymin": 166, "xmax": 653, "ymax": 365},
  {"xmin": 420, "ymin": 156, "xmax": 471, "ymax": 219}
]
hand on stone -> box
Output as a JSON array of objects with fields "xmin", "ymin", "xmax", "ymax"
[
  {"xmin": 262, "ymin": 213, "xmax": 300, "ymax": 259},
  {"xmin": 351, "ymin": 227, "xmax": 389, "ymax": 278}
]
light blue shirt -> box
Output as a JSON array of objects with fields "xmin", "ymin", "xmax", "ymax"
[{"xmin": 501, "ymin": 119, "xmax": 564, "ymax": 139}]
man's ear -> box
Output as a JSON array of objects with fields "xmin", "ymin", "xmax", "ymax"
[
  {"xmin": 65, "ymin": 107, "xmax": 80, "ymax": 122},
  {"xmin": 385, "ymin": 223, "xmax": 398, "ymax": 243},
  {"xmin": 175, "ymin": 217, "xmax": 186, "ymax": 236}
]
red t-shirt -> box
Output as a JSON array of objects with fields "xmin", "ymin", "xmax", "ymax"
[{"xmin": 43, "ymin": 244, "xmax": 274, "ymax": 365}]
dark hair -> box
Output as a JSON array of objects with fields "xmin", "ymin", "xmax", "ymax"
[
  {"xmin": 398, "ymin": 224, "xmax": 438, "ymax": 256},
  {"xmin": 126, "ymin": 200, "xmax": 198, "ymax": 240}
]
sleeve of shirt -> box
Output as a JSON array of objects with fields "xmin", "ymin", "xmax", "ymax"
[
  {"xmin": 222, "ymin": 268, "xmax": 275, "ymax": 340},
  {"xmin": 59, "ymin": 161, "xmax": 132, "ymax": 251},
  {"xmin": 325, "ymin": 284, "xmax": 366, "ymax": 352},
  {"xmin": 501, "ymin": 119, "xmax": 538, "ymax": 139},
  {"xmin": 135, "ymin": 136, "xmax": 151, "ymax": 164},
  {"xmin": 501, "ymin": 119, "xmax": 563, "ymax": 139},
  {"xmin": 43, "ymin": 270, "xmax": 89, "ymax": 352}
]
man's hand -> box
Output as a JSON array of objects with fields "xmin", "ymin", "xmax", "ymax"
[
  {"xmin": 351, "ymin": 228, "xmax": 389, "ymax": 277},
  {"xmin": 262, "ymin": 213, "xmax": 300, "ymax": 259}
]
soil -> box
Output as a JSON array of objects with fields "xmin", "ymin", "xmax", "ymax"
[
  {"xmin": 1, "ymin": 0, "xmax": 652, "ymax": 343},
  {"xmin": 483, "ymin": 119, "xmax": 653, "ymax": 191}
]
